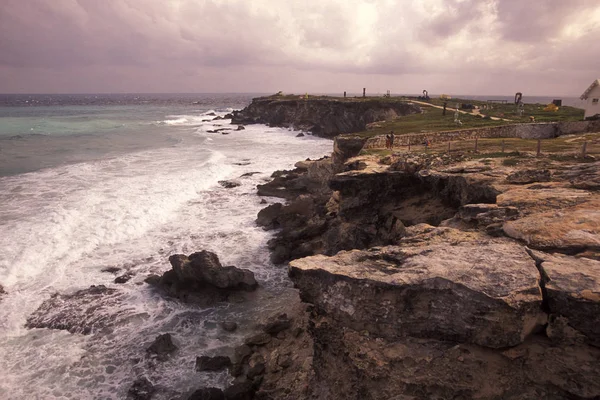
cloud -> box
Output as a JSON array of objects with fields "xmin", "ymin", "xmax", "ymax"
[{"xmin": 0, "ymin": 0, "xmax": 599, "ymax": 94}]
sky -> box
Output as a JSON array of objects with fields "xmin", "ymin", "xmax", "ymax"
[{"xmin": 1, "ymin": 0, "xmax": 599, "ymax": 95}]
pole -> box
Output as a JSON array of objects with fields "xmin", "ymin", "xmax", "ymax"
[
  {"xmin": 363, "ymin": 88, "xmax": 366, "ymax": 98},
  {"xmin": 582, "ymin": 141, "xmax": 588, "ymax": 158},
  {"xmin": 537, "ymin": 139, "xmax": 541, "ymax": 157}
]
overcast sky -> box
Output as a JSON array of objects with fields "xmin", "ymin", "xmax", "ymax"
[{"xmin": 1, "ymin": 0, "xmax": 599, "ymax": 95}]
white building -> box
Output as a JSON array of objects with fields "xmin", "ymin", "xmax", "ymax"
[{"xmin": 580, "ymin": 79, "xmax": 600, "ymax": 119}]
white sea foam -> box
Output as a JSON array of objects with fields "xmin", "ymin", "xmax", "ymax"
[{"xmin": 0, "ymin": 118, "xmax": 332, "ymax": 399}]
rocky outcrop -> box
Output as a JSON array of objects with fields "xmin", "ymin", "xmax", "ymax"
[
  {"xmin": 146, "ymin": 251, "xmax": 257, "ymax": 304},
  {"xmin": 232, "ymin": 96, "xmax": 421, "ymax": 138},
  {"xmin": 146, "ymin": 333, "xmax": 178, "ymax": 361}
]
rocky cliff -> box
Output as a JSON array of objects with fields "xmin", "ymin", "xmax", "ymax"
[
  {"xmin": 251, "ymin": 152, "xmax": 600, "ymax": 399},
  {"xmin": 231, "ymin": 96, "xmax": 421, "ymax": 138}
]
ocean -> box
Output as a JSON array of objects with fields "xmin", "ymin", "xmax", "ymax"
[{"xmin": 0, "ymin": 93, "xmax": 332, "ymax": 399}]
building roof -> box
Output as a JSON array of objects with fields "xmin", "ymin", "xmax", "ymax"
[{"xmin": 581, "ymin": 79, "xmax": 600, "ymax": 100}]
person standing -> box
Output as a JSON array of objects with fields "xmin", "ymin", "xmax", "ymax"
[{"xmin": 389, "ymin": 131, "xmax": 395, "ymax": 149}]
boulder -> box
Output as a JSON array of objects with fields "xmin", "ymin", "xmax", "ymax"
[
  {"xmin": 236, "ymin": 125, "xmax": 245, "ymax": 131},
  {"xmin": 114, "ymin": 273, "xmax": 133, "ymax": 284},
  {"xmin": 168, "ymin": 251, "xmax": 257, "ymax": 290},
  {"xmin": 195, "ymin": 355, "xmax": 232, "ymax": 372},
  {"xmin": 263, "ymin": 314, "xmax": 292, "ymax": 335},
  {"xmin": 127, "ymin": 377, "xmax": 155, "ymax": 400},
  {"xmin": 289, "ymin": 239, "xmax": 547, "ymax": 348},
  {"xmin": 223, "ymin": 381, "xmax": 255, "ymax": 400},
  {"xmin": 221, "ymin": 321, "xmax": 238, "ymax": 332},
  {"xmin": 188, "ymin": 388, "xmax": 225, "ymax": 400},
  {"xmin": 506, "ymin": 169, "xmax": 551, "ymax": 184},
  {"xmin": 296, "ymin": 132, "xmax": 305, "ymax": 137},
  {"xmin": 146, "ymin": 333, "xmax": 177, "ymax": 361},
  {"xmin": 218, "ymin": 180, "xmax": 241, "ymax": 189}
]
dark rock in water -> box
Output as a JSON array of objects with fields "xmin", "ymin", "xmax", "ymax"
[
  {"xmin": 256, "ymin": 203, "xmax": 283, "ymax": 229},
  {"xmin": 236, "ymin": 125, "xmax": 245, "ymax": 131},
  {"xmin": 146, "ymin": 333, "xmax": 177, "ymax": 361},
  {"xmin": 218, "ymin": 180, "xmax": 241, "ymax": 188},
  {"xmin": 245, "ymin": 333, "xmax": 272, "ymax": 346},
  {"xmin": 207, "ymin": 130, "xmax": 217, "ymax": 133},
  {"xmin": 506, "ymin": 168, "xmax": 551, "ymax": 184},
  {"xmin": 223, "ymin": 381, "xmax": 255, "ymax": 400},
  {"xmin": 221, "ymin": 321, "xmax": 238, "ymax": 332},
  {"xmin": 127, "ymin": 377, "xmax": 155, "ymax": 400},
  {"xmin": 0, "ymin": 284, "xmax": 5, "ymax": 295},
  {"xmin": 195, "ymin": 355, "xmax": 232, "ymax": 371},
  {"xmin": 144, "ymin": 274, "xmax": 161, "ymax": 285},
  {"xmin": 188, "ymin": 387, "xmax": 225, "ymax": 400},
  {"xmin": 296, "ymin": 133, "xmax": 305, "ymax": 137},
  {"xmin": 234, "ymin": 344, "xmax": 253, "ymax": 364},
  {"xmin": 146, "ymin": 251, "xmax": 257, "ymax": 304},
  {"xmin": 114, "ymin": 273, "xmax": 133, "ymax": 284},
  {"xmin": 263, "ymin": 314, "xmax": 292, "ymax": 335},
  {"xmin": 240, "ymin": 172, "xmax": 260, "ymax": 177},
  {"xmin": 213, "ymin": 116, "xmax": 224, "ymax": 120},
  {"xmin": 207, "ymin": 112, "xmax": 217, "ymax": 116},
  {"xmin": 224, "ymin": 113, "xmax": 234, "ymax": 119},
  {"xmin": 259, "ymin": 199, "xmax": 267, "ymax": 204},
  {"xmin": 221, "ymin": 132, "xmax": 230, "ymax": 135},
  {"xmin": 101, "ymin": 266, "xmax": 121, "ymax": 274},
  {"xmin": 233, "ymin": 162, "xmax": 251, "ymax": 166},
  {"xmin": 25, "ymin": 285, "xmax": 124, "ymax": 334}
]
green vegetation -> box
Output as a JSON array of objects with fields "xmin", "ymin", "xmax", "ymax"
[
  {"xmin": 351, "ymin": 105, "xmax": 509, "ymax": 138},
  {"xmin": 423, "ymin": 97, "xmax": 584, "ymax": 122}
]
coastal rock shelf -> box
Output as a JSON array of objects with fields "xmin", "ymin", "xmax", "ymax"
[
  {"xmin": 231, "ymin": 96, "xmax": 421, "ymax": 138},
  {"xmin": 251, "ymin": 151, "xmax": 600, "ymax": 399}
]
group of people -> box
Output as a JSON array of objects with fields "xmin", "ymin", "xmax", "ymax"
[{"xmin": 385, "ymin": 131, "xmax": 395, "ymax": 149}]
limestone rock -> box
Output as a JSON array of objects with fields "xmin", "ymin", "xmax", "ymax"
[
  {"xmin": 497, "ymin": 185, "xmax": 591, "ymax": 213},
  {"xmin": 457, "ymin": 203, "xmax": 519, "ymax": 226},
  {"xmin": 503, "ymin": 205, "xmax": 600, "ymax": 252},
  {"xmin": 289, "ymin": 240, "xmax": 546, "ymax": 348},
  {"xmin": 532, "ymin": 251, "xmax": 600, "ymax": 346},
  {"xmin": 555, "ymin": 161, "xmax": 600, "ymax": 190},
  {"xmin": 506, "ymin": 168, "xmax": 551, "ymax": 184}
]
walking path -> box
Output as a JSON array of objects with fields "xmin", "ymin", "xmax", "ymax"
[{"xmin": 410, "ymin": 100, "xmax": 512, "ymax": 122}]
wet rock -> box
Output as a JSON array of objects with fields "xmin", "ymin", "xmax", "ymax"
[
  {"xmin": 296, "ymin": 132, "xmax": 304, "ymax": 137},
  {"xmin": 101, "ymin": 266, "xmax": 121, "ymax": 274},
  {"xmin": 246, "ymin": 353, "xmax": 266, "ymax": 378},
  {"xmin": 263, "ymin": 314, "xmax": 292, "ymax": 335},
  {"xmin": 223, "ymin": 381, "xmax": 255, "ymax": 400},
  {"xmin": 256, "ymin": 203, "xmax": 283, "ymax": 229},
  {"xmin": 289, "ymin": 239, "xmax": 547, "ymax": 348},
  {"xmin": 0, "ymin": 284, "xmax": 5, "ymax": 297},
  {"xmin": 114, "ymin": 273, "xmax": 134, "ymax": 284},
  {"xmin": 25, "ymin": 285, "xmax": 124, "ymax": 334},
  {"xmin": 236, "ymin": 125, "xmax": 245, "ymax": 131},
  {"xmin": 188, "ymin": 388, "xmax": 225, "ymax": 400},
  {"xmin": 221, "ymin": 321, "xmax": 238, "ymax": 332},
  {"xmin": 219, "ymin": 180, "xmax": 241, "ymax": 189},
  {"xmin": 245, "ymin": 333, "xmax": 272, "ymax": 346},
  {"xmin": 240, "ymin": 172, "xmax": 259, "ymax": 177},
  {"xmin": 127, "ymin": 377, "xmax": 155, "ymax": 400},
  {"xmin": 506, "ymin": 168, "xmax": 551, "ymax": 184},
  {"xmin": 146, "ymin": 333, "xmax": 177, "ymax": 361},
  {"xmin": 147, "ymin": 251, "xmax": 257, "ymax": 304},
  {"xmin": 234, "ymin": 345, "xmax": 253, "ymax": 363},
  {"xmin": 207, "ymin": 112, "xmax": 217, "ymax": 116},
  {"xmin": 195, "ymin": 355, "xmax": 232, "ymax": 372}
]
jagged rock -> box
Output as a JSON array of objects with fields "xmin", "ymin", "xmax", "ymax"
[
  {"xmin": 25, "ymin": 285, "xmax": 125, "ymax": 334},
  {"xmin": 457, "ymin": 203, "xmax": 519, "ymax": 226},
  {"xmin": 246, "ymin": 353, "xmax": 266, "ymax": 378},
  {"xmin": 223, "ymin": 381, "xmax": 255, "ymax": 400},
  {"xmin": 127, "ymin": 377, "xmax": 155, "ymax": 400},
  {"xmin": 530, "ymin": 250, "xmax": 600, "ymax": 346},
  {"xmin": 168, "ymin": 251, "xmax": 257, "ymax": 290},
  {"xmin": 101, "ymin": 266, "xmax": 121, "ymax": 274},
  {"xmin": 221, "ymin": 321, "xmax": 238, "ymax": 332},
  {"xmin": 296, "ymin": 133, "xmax": 304, "ymax": 137},
  {"xmin": 195, "ymin": 355, "xmax": 232, "ymax": 372},
  {"xmin": 188, "ymin": 388, "xmax": 225, "ymax": 400},
  {"xmin": 114, "ymin": 273, "xmax": 133, "ymax": 284},
  {"xmin": 146, "ymin": 333, "xmax": 177, "ymax": 361},
  {"xmin": 506, "ymin": 168, "xmax": 551, "ymax": 184},
  {"xmin": 147, "ymin": 251, "xmax": 257, "ymax": 304},
  {"xmin": 263, "ymin": 314, "xmax": 292, "ymax": 335},
  {"xmin": 289, "ymin": 239, "xmax": 546, "ymax": 348},
  {"xmin": 218, "ymin": 180, "xmax": 241, "ymax": 188},
  {"xmin": 554, "ymin": 161, "xmax": 600, "ymax": 190},
  {"xmin": 256, "ymin": 203, "xmax": 283, "ymax": 229},
  {"xmin": 245, "ymin": 333, "xmax": 272, "ymax": 346},
  {"xmin": 503, "ymin": 202, "xmax": 600, "ymax": 252},
  {"xmin": 231, "ymin": 97, "xmax": 421, "ymax": 138},
  {"xmin": 240, "ymin": 172, "xmax": 259, "ymax": 177},
  {"xmin": 236, "ymin": 125, "xmax": 245, "ymax": 131}
]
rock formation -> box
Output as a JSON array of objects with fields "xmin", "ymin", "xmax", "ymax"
[
  {"xmin": 231, "ymin": 96, "xmax": 421, "ymax": 138},
  {"xmin": 146, "ymin": 250, "xmax": 258, "ymax": 304},
  {"xmin": 252, "ymin": 152, "xmax": 600, "ymax": 399}
]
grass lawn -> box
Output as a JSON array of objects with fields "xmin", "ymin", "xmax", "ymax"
[
  {"xmin": 422, "ymin": 97, "xmax": 584, "ymax": 122},
  {"xmin": 349, "ymin": 105, "xmax": 509, "ymax": 138}
]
